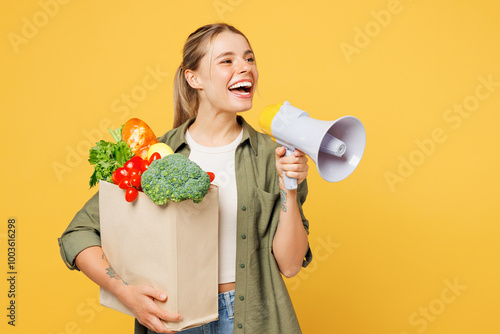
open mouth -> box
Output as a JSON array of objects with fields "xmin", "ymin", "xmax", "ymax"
[{"xmin": 228, "ymin": 81, "xmax": 253, "ymax": 96}]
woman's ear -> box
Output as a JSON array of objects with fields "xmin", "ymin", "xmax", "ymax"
[{"xmin": 185, "ymin": 70, "xmax": 202, "ymax": 90}]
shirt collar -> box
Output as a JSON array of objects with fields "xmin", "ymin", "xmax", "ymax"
[
  {"xmin": 168, "ymin": 117, "xmax": 194, "ymax": 153},
  {"xmin": 238, "ymin": 116, "xmax": 259, "ymax": 156}
]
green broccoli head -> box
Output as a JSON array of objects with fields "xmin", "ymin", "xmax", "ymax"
[{"xmin": 141, "ymin": 153, "xmax": 211, "ymax": 205}]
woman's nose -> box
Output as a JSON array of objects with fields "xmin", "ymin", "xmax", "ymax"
[{"xmin": 237, "ymin": 59, "xmax": 250, "ymax": 73}]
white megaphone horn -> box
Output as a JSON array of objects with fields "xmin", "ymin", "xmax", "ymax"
[{"xmin": 259, "ymin": 101, "xmax": 366, "ymax": 190}]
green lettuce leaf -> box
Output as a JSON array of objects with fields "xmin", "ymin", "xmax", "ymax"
[{"xmin": 88, "ymin": 139, "xmax": 133, "ymax": 188}]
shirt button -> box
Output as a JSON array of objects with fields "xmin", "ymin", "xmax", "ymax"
[
  {"xmin": 238, "ymin": 323, "xmax": 243, "ymax": 329},
  {"xmin": 239, "ymin": 295, "xmax": 245, "ymax": 301},
  {"xmin": 241, "ymin": 206, "xmax": 247, "ymax": 211},
  {"xmin": 240, "ymin": 263, "xmax": 245, "ymax": 268},
  {"xmin": 241, "ymin": 234, "xmax": 246, "ymax": 239}
]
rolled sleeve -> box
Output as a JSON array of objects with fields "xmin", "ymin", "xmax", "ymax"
[
  {"xmin": 58, "ymin": 191, "xmax": 101, "ymax": 270},
  {"xmin": 58, "ymin": 231, "xmax": 101, "ymax": 270}
]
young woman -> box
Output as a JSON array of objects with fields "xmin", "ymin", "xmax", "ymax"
[{"xmin": 59, "ymin": 23, "xmax": 312, "ymax": 334}]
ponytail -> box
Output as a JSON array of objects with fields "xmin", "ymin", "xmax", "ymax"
[{"xmin": 173, "ymin": 65, "xmax": 198, "ymax": 128}]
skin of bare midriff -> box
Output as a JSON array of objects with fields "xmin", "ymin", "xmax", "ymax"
[{"xmin": 219, "ymin": 282, "xmax": 236, "ymax": 293}]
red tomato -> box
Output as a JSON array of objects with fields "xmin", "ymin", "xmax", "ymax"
[
  {"xmin": 128, "ymin": 168, "xmax": 140, "ymax": 178},
  {"xmin": 207, "ymin": 172, "xmax": 215, "ymax": 183},
  {"xmin": 141, "ymin": 160, "xmax": 151, "ymax": 173},
  {"xmin": 125, "ymin": 187, "xmax": 138, "ymax": 202},
  {"xmin": 130, "ymin": 174, "xmax": 142, "ymax": 188},
  {"xmin": 112, "ymin": 167, "xmax": 129, "ymax": 185},
  {"xmin": 118, "ymin": 178, "xmax": 131, "ymax": 189},
  {"xmin": 149, "ymin": 152, "xmax": 161, "ymax": 163},
  {"xmin": 124, "ymin": 156, "xmax": 143, "ymax": 171}
]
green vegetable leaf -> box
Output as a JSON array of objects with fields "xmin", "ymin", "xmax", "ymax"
[
  {"xmin": 88, "ymin": 138, "xmax": 133, "ymax": 188},
  {"xmin": 108, "ymin": 125, "xmax": 124, "ymax": 143}
]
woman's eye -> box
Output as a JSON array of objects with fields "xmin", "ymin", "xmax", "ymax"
[
  {"xmin": 220, "ymin": 59, "xmax": 232, "ymax": 64},
  {"xmin": 246, "ymin": 57, "xmax": 255, "ymax": 63}
]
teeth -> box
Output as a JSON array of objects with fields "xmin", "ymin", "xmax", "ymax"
[{"xmin": 229, "ymin": 81, "xmax": 252, "ymax": 90}]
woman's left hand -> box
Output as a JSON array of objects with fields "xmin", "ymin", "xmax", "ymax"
[{"xmin": 275, "ymin": 147, "xmax": 309, "ymax": 188}]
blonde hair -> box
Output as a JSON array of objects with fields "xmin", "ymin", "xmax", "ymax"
[{"xmin": 173, "ymin": 23, "xmax": 253, "ymax": 128}]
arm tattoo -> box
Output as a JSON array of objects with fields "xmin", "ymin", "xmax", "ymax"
[
  {"xmin": 102, "ymin": 252, "xmax": 129, "ymax": 285},
  {"xmin": 280, "ymin": 189, "xmax": 288, "ymax": 213},
  {"xmin": 105, "ymin": 266, "xmax": 129, "ymax": 285}
]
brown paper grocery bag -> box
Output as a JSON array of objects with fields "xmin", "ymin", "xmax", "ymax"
[{"xmin": 98, "ymin": 180, "xmax": 219, "ymax": 331}]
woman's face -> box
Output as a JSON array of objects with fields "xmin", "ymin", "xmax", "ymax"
[{"xmin": 191, "ymin": 31, "xmax": 259, "ymax": 114}]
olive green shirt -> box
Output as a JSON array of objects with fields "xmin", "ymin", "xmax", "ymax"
[{"xmin": 58, "ymin": 116, "xmax": 312, "ymax": 333}]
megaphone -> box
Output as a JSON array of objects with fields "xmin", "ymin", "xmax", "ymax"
[{"xmin": 259, "ymin": 101, "xmax": 366, "ymax": 190}]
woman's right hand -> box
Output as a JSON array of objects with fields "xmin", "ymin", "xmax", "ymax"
[
  {"xmin": 75, "ymin": 247, "xmax": 183, "ymax": 334},
  {"xmin": 116, "ymin": 283, "xmax": 183, "ymax": 333}
]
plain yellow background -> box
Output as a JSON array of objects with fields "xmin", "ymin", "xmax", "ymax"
[{"xmin": 2, "ymin": 0, "xmax": 499, "ymax": 333}]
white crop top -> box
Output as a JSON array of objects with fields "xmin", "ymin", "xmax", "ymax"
[{"xmin": 185, "ymin": 129, "xmax": 243, "ymax": 284}]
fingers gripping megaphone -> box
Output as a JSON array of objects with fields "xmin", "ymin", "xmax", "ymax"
[{"xmin": 259, "ymin": 101, "xmax": 366, "ymax": 190}]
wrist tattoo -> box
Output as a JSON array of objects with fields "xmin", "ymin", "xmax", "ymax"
[{"xmin": 280, "ymin": 189, "xmax": 288, "ymax": 212}]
